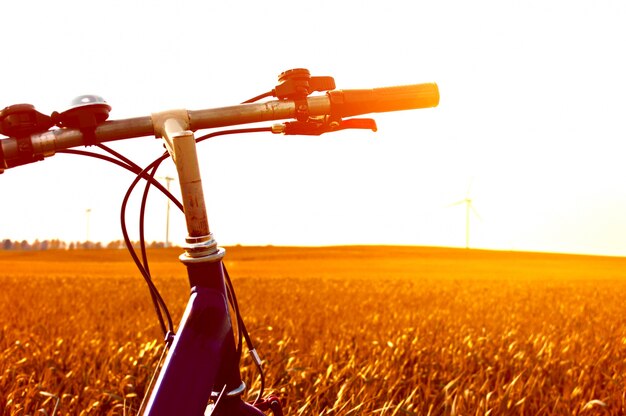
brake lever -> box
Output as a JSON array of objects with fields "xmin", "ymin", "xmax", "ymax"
[{"xmin": 272, "ymin": 117, "xmax": 377, "ymax": 136}]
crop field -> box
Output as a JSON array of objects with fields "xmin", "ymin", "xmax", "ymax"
[{"xmin": 1, "ymin": 245, "xmax": 626, "ymax": 415}]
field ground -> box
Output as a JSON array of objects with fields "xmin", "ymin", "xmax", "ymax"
[{"xmin": 1, "ymin": 246, "xmax": 626, "ymax": 415}]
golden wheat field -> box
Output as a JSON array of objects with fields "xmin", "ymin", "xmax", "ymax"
[{"xmin": 1, "ymin": 245, "xmax": 626, "ymax": 415}]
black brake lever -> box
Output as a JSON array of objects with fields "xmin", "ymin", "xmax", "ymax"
[{"xmin": 275, "ymin": 117, "xmax": 377, "ymax": 136}]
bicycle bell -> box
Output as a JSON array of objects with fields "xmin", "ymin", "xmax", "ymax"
[{"xmin": 52, "ymin": 94, "xmax": 111, "ymax": 129}]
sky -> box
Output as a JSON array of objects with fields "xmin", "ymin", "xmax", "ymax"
[{"xmin": 2, "ymin": 0, "xmax": 626, "ymax": 256}]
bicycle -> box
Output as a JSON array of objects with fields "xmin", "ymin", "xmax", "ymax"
[{"xmin": 0, "ymin": 68, "xmax": 439, "ymax": 415}]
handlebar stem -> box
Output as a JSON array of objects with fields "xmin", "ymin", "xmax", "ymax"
[{"xmin": 158, "ymin": 115, "xmax": 212, "ymax": 238}]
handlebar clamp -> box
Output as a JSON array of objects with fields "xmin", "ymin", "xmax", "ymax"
[
  {"xmin": 0, "ymin": 104, "xmax": 54, "ymax": 172},
  {"xmin": 0, "ymin": 104, "xmax": 54, "ymax": 137},
  {"xmin": 273, "ymin": 68, "xmax": 336, "ymax": 122}
]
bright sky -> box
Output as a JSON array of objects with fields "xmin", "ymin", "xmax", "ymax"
[{"xmin": 2, "ymin": 0, "xmax": 626, "ymax": 256}]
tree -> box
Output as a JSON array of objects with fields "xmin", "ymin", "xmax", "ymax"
[{"xmin": 150, "ymin": 241, "xmax": 165, "ymax": 249}]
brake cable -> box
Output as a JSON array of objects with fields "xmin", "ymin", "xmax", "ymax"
[
  {"xmin": 59, "ymin": 128, "xmax": 270, "ymax": 334},
  {"xmin": 59, "ymin": 147, "xmax": 181, "ymax": 337},
  {"xmin": 57, "ymin": 148, "xmax": 182, "ymax": 211},
  {"xmin": 120, "ymin": 156, "xmax": 175, "ymax": 335},
  {"xmin": 59, "ymin": 127, "xmax": 273, "ymax": 403}
]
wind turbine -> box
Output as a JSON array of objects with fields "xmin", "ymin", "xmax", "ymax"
[{"xmin": 449, "ymin": 182, "xmax": 481, "ymax": 249}]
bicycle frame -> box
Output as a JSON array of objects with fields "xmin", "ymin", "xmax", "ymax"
[
  {"xmin": 0, "ymin": 69, "xmax": 439, "ymax": 415},
  {"xmin": 144, "ymin": 261, "xmax": 261, "ymax": 415}
]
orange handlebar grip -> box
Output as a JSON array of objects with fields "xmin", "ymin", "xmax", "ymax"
[{"xmin": 328, "ymin": 83, "xmax": 439, "ymax": 118}]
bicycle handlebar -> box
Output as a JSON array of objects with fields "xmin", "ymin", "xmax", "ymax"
[{"xmin": 0, "ymin": 82, "xmax": 439, "ymax": 172}]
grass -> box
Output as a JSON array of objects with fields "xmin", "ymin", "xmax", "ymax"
[{"xmin": 1, "ymin": 246, "xmax": 626, "ymax": 415}]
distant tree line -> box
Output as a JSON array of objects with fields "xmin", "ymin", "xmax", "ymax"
[{"xmin": 1, "ymin": 239, "xmax": 169, "ymax": 250}]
